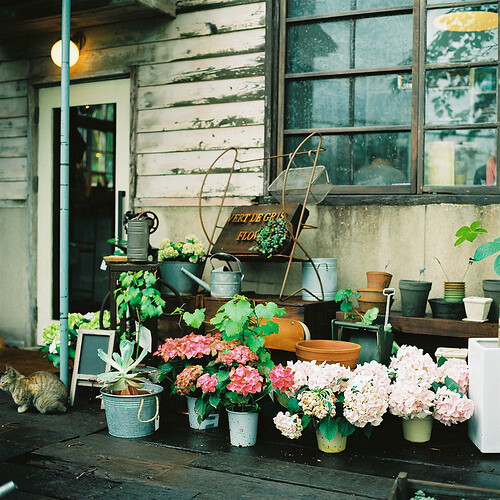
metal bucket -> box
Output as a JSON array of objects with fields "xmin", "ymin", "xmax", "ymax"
[
  {"xmin": 302, "ymin": 258, "xmax": 337, "ymax": 301},
  {"xmin": 127, "ymin": 219, "xmax": 149, "ymax": 262},
  {"xmin": 101, "ymin": 383, "xmax": 163, "ymax": 438},
  {"xmin": 210, "ymin": 253, "xmax": 244, "ymax": 298}
]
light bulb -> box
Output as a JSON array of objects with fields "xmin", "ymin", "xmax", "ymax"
[{"xmin": 50, "ymin": 39, "xmax": 80, "ymax": 67}]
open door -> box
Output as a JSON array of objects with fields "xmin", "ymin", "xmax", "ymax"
[{"xmin": 37, "ymin": 79, "xmax": 130, "ymax": 343}]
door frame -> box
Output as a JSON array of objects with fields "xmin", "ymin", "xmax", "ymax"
[{"xmin": 36, "ymin": 78, "xmax": 131, "ymax": 343}]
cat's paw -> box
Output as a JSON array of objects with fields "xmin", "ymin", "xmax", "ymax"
[{"xmin": 17, "ymin": 406, "xmax": 29, "ymax": 413}]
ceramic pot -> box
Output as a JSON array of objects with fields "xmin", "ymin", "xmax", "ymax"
[
  {"xmin": 227, "ymin": 409, "xmax": 258, "ymax": 447},
  {"xmin": 428, "ymin": 298, "xmax": 465, "ymax": 320},
  {"xmin": 159, "ymin": 260, "xmax": 204, "ymax": 296},
  {"xmin": 295, "ymin": 340, "xmax": 361, "ymax": 368},
  {"xmin": 399, "ymin": 280, "xmax": 432, "ymax": 317},
  {"xmin": 463, "ymin": 297, "xmax": 493, "ymax": 322},
  {"xmin": 482, "ymin": 279, "xmax": 500, "ymax": 322},
  {"xmin": 366, "ymin": 271, "xmax": 392, "ymax": 290},
  {"xmin": 444, "ymin": 281, "xmax": 465, "ymax": 303},
  {"xmin": 186, "ymin": 396, "xmax": 219, "ymax": 430},
  {"xmin": 316, "ymin": 429, "xmax": 347, "ymax": 453},
  {"xmin": 402, "ymin": 415, "xmax": 433, "ymax": 443}
]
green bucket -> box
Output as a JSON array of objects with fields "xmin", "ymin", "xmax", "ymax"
[{"xmin": 101, "ymin": 383, "xmax": 163, "ymax": 438}]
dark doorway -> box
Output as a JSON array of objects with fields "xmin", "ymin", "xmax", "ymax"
[{"xmin": 52, "ymin": 104, "xmax": 116, "ymax": 316}]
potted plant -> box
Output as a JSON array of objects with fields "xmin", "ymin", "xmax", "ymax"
[
  {"xmin": 155, "ymin": 295, "xmax": 286, "ymax": 446},
  {"xmin": 157, "ymin": 235, "xmax": 206, "ymax": 295},
  {"xmin": 39, "ymin": 311, "xmax": 111, "ymax": 369},
  {"xmin": 388, "ymin": 345, "xmax": 474, "ymax": 443},
  {"xmin": 455, "ymin": 220, "xmax": 500, "ymax": 321},
  {"xmin": 249, "ymin": 217, "xmax": 291, "ymax": 258},
  {"xmin": 332, "ymin": 289, "xmax": 394, "ymax": 365},
  {"xmin": 115, "ymin": 270, "xmax": 165, "ymax": 355},
  {"xmin": 270, "ymin": 359, "xmax": 391, "ymax": 453},
  {"xmin": 97, "ymin": 339, "xmax": 164, "ymax": 438}
]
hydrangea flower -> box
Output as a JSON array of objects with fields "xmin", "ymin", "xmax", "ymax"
[
  {"xmin": 273, "ymin": 411, "xmax": 303, "ymax": 439},
  {"xmin": 226, "ymin": 365, "xmax": 263, "ymax": 396},
  {"xmin": 433, "ymin": 386, "xmax": 474, "ymax": 426},
  {"xmin": 175, "ymin": 365, "xmax": 204, "ymax": 395}
]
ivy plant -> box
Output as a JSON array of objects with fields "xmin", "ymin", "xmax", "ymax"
[{"xmin": 249, "ymin": 218, "xmax": 291, "ymax": 258}]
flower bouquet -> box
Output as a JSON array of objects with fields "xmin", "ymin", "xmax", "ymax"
[
  {"xmin": 270, "ymin": 359, "xmax": 391, "ymax": 453},
  {"xmin": 388, "ymin": 345, "xmax": 474, "ymax": 442},
  {"xmin": 158, "ymin": 235, "xmax": 206, "ymax": 263}
]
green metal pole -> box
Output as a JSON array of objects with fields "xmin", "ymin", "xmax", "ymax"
[{"xmin": 59, "ymin": 0, "xmax": 71, "ymax": 387}]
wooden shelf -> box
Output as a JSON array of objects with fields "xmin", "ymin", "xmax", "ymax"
[{"xmin": 390, "ymin": 313, "xmax": 498, "ymax": 339}]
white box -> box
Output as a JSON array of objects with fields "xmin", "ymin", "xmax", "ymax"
[{"xmin": 468, "ymin": 338, "xmax": 500, "ymax": 453}]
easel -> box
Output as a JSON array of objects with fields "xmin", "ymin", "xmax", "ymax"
[{"xmin": 198, "ymin": 132, "xmax": 329, "ymax": 301}]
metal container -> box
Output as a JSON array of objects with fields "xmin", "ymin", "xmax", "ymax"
[{"xmin": 126, "ymin": 219, "xmax": 149, "ymax": 262}]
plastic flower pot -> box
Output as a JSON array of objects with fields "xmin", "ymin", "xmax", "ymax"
[
  {"xmin": 227, "ymin": 409, "xmax": 258, "ymax": 447},
  {"xmin": 399, "ymin": 280, "xmax": 432, "ymax": 317},
  {"xmin": 462, "ymin": 296, "xmax": 493, "ymax": 322}
]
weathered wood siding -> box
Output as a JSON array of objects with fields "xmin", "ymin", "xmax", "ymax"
[
  {"xmin": 0, "ymin": 63, "xmax": 29, "ymax": 202},
  {"xmin": 135, "ymin": 0, "xmax": 266, "ymax": 205}
]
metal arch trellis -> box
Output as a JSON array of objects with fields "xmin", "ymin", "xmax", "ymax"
[{"xmin": 198, "ymin": 131, "xmax": 329, "ymax": 302}]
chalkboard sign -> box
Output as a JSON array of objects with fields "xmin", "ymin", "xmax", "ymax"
[{"xmin": 69, "ymin": 329, "xmax": 115, "ymax": 406}]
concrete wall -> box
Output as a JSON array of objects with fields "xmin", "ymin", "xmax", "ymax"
[
  {"xmin": 0, "ymin": 208, "xmax": 30, "ymax": 346},
  {"xmin": 149, "ymin": 202, "xmax": 500, "ymax": 315}
]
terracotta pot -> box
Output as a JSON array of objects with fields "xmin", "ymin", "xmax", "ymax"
[
  {"xmin": 357, "ymin": 288, "xmax": 385, "ymax": 303},
  {"xmin": 366, "ymin": 271, "xmax": 392, "ymax": 290},
  {"xmin": 357, "ymin": 298, "xmax": 387, "ymax": 314},
  {"xmin": 295, "ymin": 340, "xmax": 361, "ymax": 368}
]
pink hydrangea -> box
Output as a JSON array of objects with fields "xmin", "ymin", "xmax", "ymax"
[
  {"xmin": 388, "ymin": 380, "xmax": 435, "ymax": 419},
  {"xmin": 433, "ymin": 386, "xmax": 474, "ymax": 425},
  {"xmin": 216, "ymin": 345, "xmax": 259, "ymax": 365},
  {"xmin": 226, "ymin": 365, "xmax": 263, "ymax": 396},
  {"xmin": 174, "ymin": 365, "xmax": 204, "ymax": 395},
  {"xmin": 196, "ymin": 373, "xmax": 218, "ymax": 393},
  {"xmin": 389, "ymin": 344, "xmax": 439, "ymax": 386},
  {"xmin": 438, "ymin": 358, "xmax": 469, "ymax": 393},
  {"xmin": 269, "ymin": 364, "xmax": 295, "ymax": 392},
  {"xmin": 354, "ymin": 361, "xmax": 391, "ymax": 390},
  {"xmin": 285, "ymin": 360, "xmax": 351, "ymax": 393}
]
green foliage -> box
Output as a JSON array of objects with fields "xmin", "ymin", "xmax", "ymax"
[
  {"xmin": 410, "ymin": 490, "xmax": 436, "ymax": 500},
  {"xmin": 454, "ymin": 220, "xmax": 488, "ymax": 246},
  {"xmin": 334, "ymin": 288, "xmax": 379, "ymax": 325},
  {"xmin": 249, "ymin": 218, "xmax": 291, "ymax": 258},
  {"xmin": 182, "ymin": 308, "xmax": 206, "ymax": 329},
  {"xmin": 114, "ymin": 270, "xmax": 165, "ymax": 344},
  {"xmin": 97, "ymin": 340, "xmax": 148, "ymax": 393}
]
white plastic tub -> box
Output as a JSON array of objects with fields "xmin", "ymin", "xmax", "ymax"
[{"xmin": 463, "ymin": 297, "xmax": 493, "ymax": 322}]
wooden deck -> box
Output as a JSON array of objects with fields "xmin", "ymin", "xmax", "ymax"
[{"xmin": 1, "ymin": 389, "xmax": 500, "ymax": 499}]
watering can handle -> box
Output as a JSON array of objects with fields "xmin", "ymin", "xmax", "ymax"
[{"xmin": 209, "ymin": 253, "xmax": 243, "ymax": 273}]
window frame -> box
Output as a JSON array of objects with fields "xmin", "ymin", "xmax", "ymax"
[{"xmin": 270, "ymin": 0, "xmax": 500, "ymax": 198}]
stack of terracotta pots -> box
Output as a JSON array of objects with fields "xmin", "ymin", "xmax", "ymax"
[{"xmin": 357, "ymin": 271, "xmax": 392, "ymax": 313}]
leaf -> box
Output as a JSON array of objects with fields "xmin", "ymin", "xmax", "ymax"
[
  {"xmin": 444, "ymin": 376, "xmax": 462, "ymax": 393},
  {"xmin": 183, "ymin": 308, "xmax": 206, "ymax": 329},
  {"xmin": 362, "ymin": 423, "xmax": 372, "ymax": 439},
  {"xmin": 301, "ymin": 414, "xmax": 311, "ymax": 429},
  {"xmin": 437, "ymin": 355, "xmax": 447, "ymax": 367},
  {"xmin": 318, "ymin": 417, "xmax": 338, "ymax": 441},
  {"xmin": 362, "ymin": 308, "xmax": 379, "ymax": 325},
  {"xmin": 255, "ymin": 302, "xmax": 285, "ymax": 320},
  {"xmin": 494, "ymin": 254, "xmax": 500, "ymax": 276},
  {"xmin": 245, "ymin": 334, "xmax": 265, "ymax": 353},
  {"xmin": 287, "ymin": 397, "xmax": 301, "ymax": 413},
  {"xmin": 209, "ymin": 393, "xmax": 220, "ymax": 409},
  {"xmin": 474, "ymin": 241, "xmax": 500, "ymax": 261},
  {"xmin": 337, "ymin": 417, "xmax": 356, "ymax": 437}
]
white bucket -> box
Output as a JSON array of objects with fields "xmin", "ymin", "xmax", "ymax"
[
  {"xmin": 227, "ymin": 410, "xmax": 258, "ymax": 447},
  {"xmin": 302, "ymin": 258, "xmax": 337, "ymax": 301},
  {"xmin": 186, "ymin": 396, "xmax": 219, "ymax": 430}
]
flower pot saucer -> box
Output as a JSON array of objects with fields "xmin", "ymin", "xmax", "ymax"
[{"xmin": 462, "ymin": 318, "xmax": 488, "ymax": 323}]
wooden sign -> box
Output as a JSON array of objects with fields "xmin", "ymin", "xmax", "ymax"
[
  {"xmin": 69, "ymin": 329, "xmax": 116, "ymax": 406},
  {"xmin": 211, "ymin": 203, "xmax": 308, "ymax": 256}
]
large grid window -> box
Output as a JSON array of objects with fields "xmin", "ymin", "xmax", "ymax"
[{"xmin": 278, "ymin": 0, "xmax": 499, "ymax": 194}]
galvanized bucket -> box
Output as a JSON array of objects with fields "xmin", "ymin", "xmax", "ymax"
[
  {"xmin": 209, "ymin": 253, "xmax": 244, "ymax": 298},
  {"xmin": 126, "ymin": 219, "xmax": 149, "ymax": 262},
  {"xmin": 302, "ymin": 258, "xmax": 337, "ymax": 301},
  {"xmin": 101, "ymin": 383, "xmax": 163, "ymax": 438}
]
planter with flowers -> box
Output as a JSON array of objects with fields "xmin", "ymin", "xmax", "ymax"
[
  {"xmin": 270, "ymin": 359, "xmax": 391, "ymax": 453},
  {"xmin": 158, "ymin": 235, "xmax": 206, "ymax": 295},
  {"xmin": 155, "ymin": 295, "xmax": 285, "ymax": 445},
  {"xmin": 388, "ymin": 345, "xmax": 474, "ymax": 443}
]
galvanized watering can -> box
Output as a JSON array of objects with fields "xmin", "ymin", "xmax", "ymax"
[{"xmin": 181, "ymin": 253, "xmax": 244, "ymax": 298}]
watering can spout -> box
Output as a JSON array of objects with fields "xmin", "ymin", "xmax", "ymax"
[{"xmin": 181, "ymin": 267, "xmax": 211, "ymax": 293}]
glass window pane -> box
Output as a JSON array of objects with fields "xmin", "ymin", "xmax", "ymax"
[
  {"xmin": 286, "ymin": 22, "xmax": 350, "ymax": 73},
  {"xmin": 355, "ymin": 15, "xmax": 413, "ymax": 68},
  {"xmin": 355, "ymin": 74, "xmax": 412, "ymax": 126},
  {"xmin": 285, "ymin": 132, "xmax": 410, "ymax": 186},
  {"xmin": 427, "ymin": 6, "xmax": 498, "ymax": 64},
  {"xmin": 285, "ymin": 80, "xmax": 350, "ymax": 129},
  {"xmin": 287, "ymin": 0, "xmax": 411, "ymax": 17},
  {"xmin": 426, "ymin": 67, "xmax": 497, "ymax": 125},
  {"xmin": 424, "ymin": 129, "xmax": 497, "ymax": 186}
]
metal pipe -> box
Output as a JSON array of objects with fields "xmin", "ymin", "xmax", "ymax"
[{"xmin": 59, "ymin": 0, "xmax": 71, "ymax": 387}]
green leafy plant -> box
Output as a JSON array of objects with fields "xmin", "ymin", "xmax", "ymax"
[
  {"xmin": 97, "ymin": 339, "xmax": 149, "ymax": 395},
  {"xmin": 455, "ymin": 220, "xmax": 500, "ymax": 275},
  {"xmin": 334, "ymin": 289, "xmax": 381, "ymax": 327},
  {"xmin": 249, "ymin": 218, "xmax": 291, "ymax": 258},
  {"xmin": 115, "ymin": 270, "xmax": 165, "ymax": 349}
]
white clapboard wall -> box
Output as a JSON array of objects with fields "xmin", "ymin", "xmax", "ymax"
[{"xmin": 0, "ymin": 0, "xmax": 266, "ymax": 205}]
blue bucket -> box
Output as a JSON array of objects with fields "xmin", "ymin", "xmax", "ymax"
[{"xmin": 101, "ymin": 383, "xmax": 163, "ymax": 438}]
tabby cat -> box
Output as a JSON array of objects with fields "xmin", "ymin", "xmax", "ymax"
[{"xmin": 0, "ymin": 364, "xmax": 67, "ymax": 414}]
